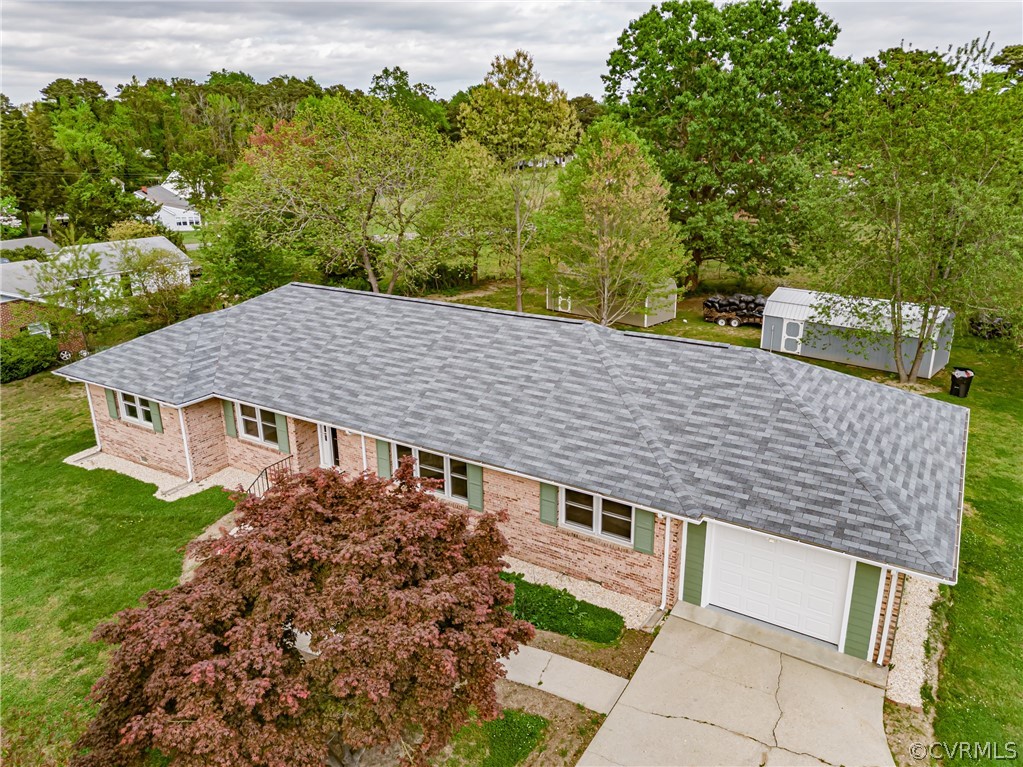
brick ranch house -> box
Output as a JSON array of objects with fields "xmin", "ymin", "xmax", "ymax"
[{"xmin": 55, "ymin": 284, "xmax": 968, "ymax": 666}]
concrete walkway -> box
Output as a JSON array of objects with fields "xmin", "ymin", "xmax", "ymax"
[
  {"xmin": 501, "ymin": 645, "xmax": 628, "ymax": 715},
  {"xmin": 579, "ymin": 613, "xmax": 894, "ymax": 767}
]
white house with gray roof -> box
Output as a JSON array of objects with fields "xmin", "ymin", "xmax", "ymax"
[
  {"xmin": 55, "ymin": 284, "xmax": 968, "ymax": 666},
  {"xmin": 135, "ymin": 183, "xmax": 202, "ymax": 231}
]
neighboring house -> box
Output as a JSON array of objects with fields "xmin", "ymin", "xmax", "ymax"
[
  {"xmin": 1, "ymin": 259, "xmax": 86, "ymax": 357},
  {"xmin": 55, "ymin": 284, "xmax": 968, "ymax": 667},
  {"xmin": 135, "ymin": 184, "xmax": 202, "ymax": 231},
  {"xmin": 761, "ymin": 287, "xmax": 954, "ymax": 378},
  {"xmin": 0, "ymin": 236, "xmax": 59, "ymax": 254},
  {"xmin": 0, "ymin": 236, "xmax": 191, "ymax": 354},
  {"xmin": 545, "ymin": 279, "xmax": 678, "ymax": 328}
]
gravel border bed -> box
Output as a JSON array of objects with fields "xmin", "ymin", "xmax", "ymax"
[
  {"xmin": 886, "ymin": 575, "xmax": 939, "ymax": 709},
  {"xmin": 504, "ymin": 556, "xmax": 657, "ymax": 629},
  {"xmin": 63, "ymin": 448, "xmax": 254, "ymax": 501}
]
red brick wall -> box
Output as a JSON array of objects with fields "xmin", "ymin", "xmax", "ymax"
[
  {"xmin": 182, "ymin": 398, "xmax": 230, "ymax": 480},
  {"xmin": 88, "ymin": 384, "xmax": 189, "ymax": 478},
  {"xmin": 484, "ymin": 468, "xmax": 670, "ymax": 605},
  {"xmin": 289, "ymin": 418, "xmax": 320, "ymax": 472},
  {"xmin": 325, "ymin": 427, "xmax": 373, "ymax": 474},
  {"xmin": 226, "ymin": 430, "xmax": 289, "ymax": 474},
  {"xmin": 2, "ymin": 299, "xmax": 86, "ymax": 354}
]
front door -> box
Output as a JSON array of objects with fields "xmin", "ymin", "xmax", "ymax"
[{"xmin": 317, "ymin": 424, "xmax": 341, "ymax": 469}]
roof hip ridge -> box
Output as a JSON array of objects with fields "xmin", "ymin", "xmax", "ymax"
[
  {"xmin": 754, "ymin": 352, "xmax": 945, "ymax": 571},
  {"xmin": 581, "ymin": 323, "xmax": 701, "ymax": 518}
]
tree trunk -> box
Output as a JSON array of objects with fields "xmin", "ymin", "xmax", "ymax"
[
  {"xmin": 905, "ymin": 306, "xmax": 934, "ymax": 384},
  {"xmin": 326, "ymin": 738, "xmax": 365, "ymax": 767},
  {"xmin": 683, "ymin": 252, "xmax": 704, "ymax": 292},
  {"xmin": 21, "ymin": 212, "xmax": 33, "ymax": 237},
  {"xmin": 360, "ymin": 246, "xmax": 380, "ymax": 293},
  {"xmin": 514, "ymin": 194, "xmax": 523, "ymax": 312}
]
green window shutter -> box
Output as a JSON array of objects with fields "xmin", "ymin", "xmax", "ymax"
[
  {"xmin": 633, "ymin": 509, "xmax": 656, "ymax": 554},
  {"xmin": 376, "ymin": 439, "xmax": 392, "ymax": 478},
  {"xmin": 149, "ymin": 401, "xmax": 163, "ymax": 434},
  {"xmin": 539, "ymin": 483, "xmax": 558, "ymax": 526},
  {"xmin": 222, "ymin": 400, "xmax": 237, "ymax": 438},
  {"xmin": 104, "ymin": 389, "xmax": 119, "ymax": 419},
  {"xmin": 843, "ymin": 562, "xmax": 882, "ymax": 660},
  {"xmin": 682, "ymin": 522, "xmax": 707, "ymax": 606},
  {"xmin": 467, "ymin": 463, "xmax": 484, "ymax": 511},
  {"xmin": 275, "ymin": 413, "xmax": 290, "ymax": 453}
]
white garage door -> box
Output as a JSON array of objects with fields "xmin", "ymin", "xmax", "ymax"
[{"xmin": 707, "ymin": 525, "xmax": 851, "ymax": 645}]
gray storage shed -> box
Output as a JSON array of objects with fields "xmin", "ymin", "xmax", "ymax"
[
  {"xmin": 760, "ymin": 287, "xmax": 954, "ymax": 378},
  {"xmin": 546, "ymin": 279, "xmax": 677, "ymax": 328}
]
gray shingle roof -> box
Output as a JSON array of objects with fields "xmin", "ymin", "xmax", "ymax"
[
  {"xmin": 0, "ymin": 236, "xmax": 59, "ymax": 252},
  {"xmin": 1, "ymin": 237, "xmax": 191, "ymax": 302},
  {"xmin": 57, "ymin": 283, "xmax": 967, "ymax": 581}
]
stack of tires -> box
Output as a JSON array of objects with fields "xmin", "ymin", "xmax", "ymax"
[{"xmin": 703, "ymin": 294, "xmax": 767, "ymax": 326}]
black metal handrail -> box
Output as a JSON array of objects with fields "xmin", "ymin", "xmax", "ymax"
[{"xmin": 247, "ymin": 455, "xmax": 294, "ymax": 497}]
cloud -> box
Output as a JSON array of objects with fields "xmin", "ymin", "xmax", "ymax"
[{"xmin": 2, "ymin": 0, "xmax": 1020, "ymax": 106}]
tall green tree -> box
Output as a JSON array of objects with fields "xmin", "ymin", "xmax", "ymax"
[
  {"xmin": 538, "ymin": 119, "xmax": 686, "ymax": 326},
  {"xmin": 418, "ymin": 138, "xmax": 512, "ymax": 285},
  {"xmin": 0, "ymin": 95, "xmax": 40, "ymax": 234},
  {"xmin": 370, "ymin": 66, "xmax": 449, "ymax": 132},
  {"xmin": 806, "ymin": 43, "xmax": 1023, "ymax": 383},
  {"xmin": 605, "ymin": 0, "xmax": 847, "ymax": 286},
  {"xmin": 459, "ymin": 50, "xmax": 581, "ymax": 311},
  {"xmin": 226, "ymin": 95, "xmax": 445, "ymax": 293}
]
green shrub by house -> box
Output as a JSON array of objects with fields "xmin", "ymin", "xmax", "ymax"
[
  {"xmin": 0, "ymin": 334, "xmax": 59, "ymax": 383},
  {"xmin": 501, "ymin": 572, "xmax": 625, "ymax": 645}
]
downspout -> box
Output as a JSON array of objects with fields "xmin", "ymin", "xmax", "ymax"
[
  {"xmin": 178, "ymin": 407, "xmax": 194, "ymax": 482},
  {"xmin": 659, "ymin": 515, "xmax": 672, "ymax": 611},
  {"xmin": 86, "ymin": 386, "xmax": 102, "ymax": 450},
  {"xmin": 360, "ymin": 434, "xmax": 368, "ymax": 471}
]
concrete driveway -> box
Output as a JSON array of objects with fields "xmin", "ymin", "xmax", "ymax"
[{"xmin": 579, "ymin": 610, "xmax": 894, "ymax": 767}]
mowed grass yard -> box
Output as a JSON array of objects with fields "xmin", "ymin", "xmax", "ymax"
[{"xmin": 1, "ymin": 374, "xmax": 234, "ymax": 765}]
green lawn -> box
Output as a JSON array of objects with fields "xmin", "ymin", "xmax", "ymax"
[
  {"xmin": 440, "ymin": 709, "xmax": 549, "ymax": 767},
  {"xmin": 0, "ymin": 374, "xmax": 234, "ymax": 765},
  {"xmin": 501, "ymin": 573, "xmax": 625, "ymax": 645},
  {"xmin": 455, "ymin": 283, "xmax": 1023, "ymax": 757}
]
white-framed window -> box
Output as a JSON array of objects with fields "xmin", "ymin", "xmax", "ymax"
[
  {"xmin": 120, "ymin": 392, "xmax": 155, "ymax": 428},
  {"xmin": 25, "ymin": 322, "xmax": 51, "ymax": 338},
  {"xmin": 393, "ymin": 443, "xmax": 469, "ymax": 503},
  {"xmin": 237, "ymin": 403, "xmax": 281, "ymax": 448},
  {"xmin": 561, "ymin": 488, "xmax": 634, "ymax": 544}
]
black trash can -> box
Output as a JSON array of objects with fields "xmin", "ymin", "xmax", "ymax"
[{"xmin": 950, "ymin": 367, "xmax": 974, "ymax": 398}]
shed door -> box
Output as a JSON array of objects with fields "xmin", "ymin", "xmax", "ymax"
[
  {"xmin": 781, "ymin": 320, "xmax": 803, "ymax": 354},
  {"xmin": 708, "ymin": 525, "xmax": 850, "ymax": 645}
]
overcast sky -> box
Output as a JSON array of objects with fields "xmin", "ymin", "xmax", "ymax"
[{"xmin": 2, "ymin": 1, "xmax": 1021, "ymax": 105}]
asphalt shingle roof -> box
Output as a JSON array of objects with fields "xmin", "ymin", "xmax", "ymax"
[{"xmin": 57, "ymin": 283, "xmax": 967, "ymax": 581}]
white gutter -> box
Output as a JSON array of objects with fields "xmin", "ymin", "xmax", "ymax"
[
  {"xmin": 659, "ymin": 515, "xmax": 672, "ymax": 610},
  {"xmin": 360, "ymin": 434, "xmax": 367, "ymax": 471},
  {"xmin": 178, "ymin": 407, "xmax": 194, "ymax": 482}
]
